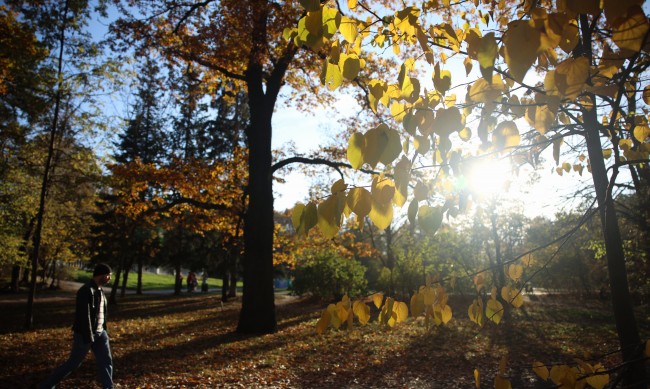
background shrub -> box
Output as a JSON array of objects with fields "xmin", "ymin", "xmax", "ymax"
[{"xmin": 291, "ymin": 250, "xmax": 367, "ymax": 300}]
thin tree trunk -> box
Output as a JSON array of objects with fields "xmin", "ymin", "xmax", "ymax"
[
  {"xmin": 108, "ymin": 261, "xmax": 123, "ymax": 305},
  {"xmin": 137, "ymin": 259, "xmax": 143, "ymax": 295},
  {"xmin": 584, "ymin": 102, "xmax": 646, "ymax": 388},
  {"xmin": 25, "ymin": 0, "xmax": 69, "ymax": 330},
  {"xmin": 10, "ymin": 265, "xmax": 21, "ymax": 293}
]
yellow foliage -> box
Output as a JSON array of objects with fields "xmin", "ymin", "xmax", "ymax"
[
  {"xmin": 532, "ymin": 361, "xmax": 549, "ymax": 381},
  {"xmin": 612, "ymin": 6, "xmax": 649, "ymax": 53},
  {"xmin": 353, "ymin": 300, "xmax": 371, "ymax": 324},
  {"xmin": 486, "ymin": 298, "xmax": 504, "ymax": 324},
  {"xmin": 372, "ymin": 293, "xmax": 384, "ymax": 309},
  {"xmin": 507, "ymin": 264, "xmax": 523, "ymax": 281}
]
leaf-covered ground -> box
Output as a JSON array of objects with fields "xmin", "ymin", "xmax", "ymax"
[{"xmin": 0, "ymin": 289, "xmax": 647, "ymax": 388}]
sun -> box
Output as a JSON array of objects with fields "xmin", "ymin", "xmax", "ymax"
[{"xmin": 465, "ymin": 156, "xmax": 514, "ymax": 200}]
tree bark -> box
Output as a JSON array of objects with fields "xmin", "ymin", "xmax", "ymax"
[
  {"xmin": 237, "ymin": 1, "xmax": 277, "ymax": 334},
  {"xmin": 136, "ymin": 259, "xmax": 143, "ymax": 295},
  {"xmin": 584, "ymin": 106, "xmax": 646, "ymax": 388},
  {"xmin": 25, "ymin": 0, "xmax": 69, "ymax": 330}
]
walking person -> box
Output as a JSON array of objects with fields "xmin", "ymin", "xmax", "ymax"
[{"xmin": 39, "ymin": 263, "xmax": 114, "ymax": 389}]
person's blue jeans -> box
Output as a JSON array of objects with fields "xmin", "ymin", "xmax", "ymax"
[{"xmin": 40, "ymin": 330, "xmax": 113, "ymax": 389}]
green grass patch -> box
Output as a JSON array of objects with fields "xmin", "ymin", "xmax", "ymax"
[{"xmin": 72, "ymin": 269, "xmax": 241, "ymax": 290}]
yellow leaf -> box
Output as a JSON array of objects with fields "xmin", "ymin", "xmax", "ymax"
[
  {"xmin": 510, "ymin": 290, "xmax": 524, "ymax": 308},
  {"xmin": 440, "ymin": 304, "xmax": 452, "ymax": 324},
  {"xmin": 508, "ymin": 264, "xmax": 523, "ymax": 281},
  {"xmin": 532, "ymin": 361, "xmax": 550, "ymax": 381},
  {"xmin": 327, "ymin": 303, "xmax": 342, "ymax": 329},
  {"xmin": 553, "ymin": 137, "xmax": 563, "ymax": 165},
  {"xmin": 341, "ymin": 54, "xmax": 361, "ymax": 80},
  {"xmin": 321, "ymin": 7, "xmax": 340, "ymax": 39},
  {"xmin": 324, "ymin": 61, "xmax": 343, "ymax": 91},
  {"xmin": 414, "ymin": 134, "xmax": 430, "ymax": 154},
  {"xmin": 503, "ymin": 20, "xmax": 541, "ymax": 82},
  {"xmin": 316, "ymin": 309, "xmax": 331, "ymax": 334},
  {"xmin": 494, "ymin": 376, "xmax": 512, "ymax": 389},
  {"xmin": 347, "ymin": 132, "xmax": 365, "ymax": 169},
  {"xmin": 633, "ymin": 124, "xmax": 650, "ymax": 142},
  {"xmin": 501, "ymin": 286, "xmax": 511, "ymax": 302},
  {"xmin": 586, "ymin": 364, "xmax": 609, "ymax": 389},
  {"xmin": 353, "ymin": 300, "xmax": 371, "ymax": 325},
  {"xmin": 499, "ymin": 356, "xmax": 507, "ymax": 375},
  {"xmin": 292, "ymin": 202, "xmax": 318, "ymax": 235},
  {"xmin": 559, "ymin": 20, "xmax": 579, "ymax": 53},
  {"xmin": 486, "ymin": 299, "xmax": 504, "ymax": 324},
  {"xmin": 643, "ymin": 85, "xmax": 650, "ymax": 105},
  {"xmin": 603, "ymin": 149, "xmax": 612, "ymax": 159},
  {"xmin": 317, "ymin": 194, "xmax": 343, "ymax": 238},
  {"xmin": 509, "ymin": 95, "xmax": 525, "ymax": 118},
  {"xmin": 464, "ymin": 56, "xmax": 473, "ymax": 76},
  {"xmin": 555, "ymin": 57, "xmax": 590, "ymax": 100},
  {"xmin": 347, "ymin": 0, "xmax": 357, "ymax": 9},
  {"xmin": 612, "ymin": 6, "xmax": 649, "ymax": 52},
  {"xmin": 346, "ymin": 187, "xmax": 372, "ymax": 219},
  {"xmin": 369, "ymin": 198, "xmax": 393, "ymax": 230},
  {"xmin": 410, "ymin": 293, "xmax": 424, "ymax": 317},
  {"xmin": 336, "ymin": 302, "xmax": 349, "ymax": 322},
  {"xmin": 477, "ymin": 32, "xmax": 498, "ymax": 80},
  {"xmin": 468, "ymin": 299, "xmax": 484, "ymax": 326},
  {"xmin": 368, "ymin": 79, "xmax": 387, "ymax": 113},
  {"xmin": 331, "ymin": 178, "xmax": 347, "ymax": 194},
  {"xmin": 493, "ymin": 121, "xmax": 520, "ymax": 150},
  {"xmin": 394, "ymin": 301, "xmax": 409, "ymax": 323},
  {"xmin": 474, "ymin": 369, "xmax": 480, "ymax": 389},
  {"xmin": 550, "ymin": 365, "xmax": 575, "ymax": 386},
  {"xmin": 434, "ymin": 106, "xmax": 463, "ymax": 138},
  {"xmin": 371, "ymin": 175, "xmax": 396, "ymax": 204},
  {"xmin": 433, "ymin": 62, "xmax": 451, "ymax": 94},
  {"xmin": 340, "ymin": 16, "xmax": 358, "ymax": 43},
  {"xmin": 468, "ymin": 75, "xmax": 505, "ymax": 103},
  {"xmin": 372, "ymin": 293, "xmax": 384, "ymax": 309},
  {"xmin": 291, "ymin": 203, "xmax": 305, "ymax": 231},
  {"xmin": 390, "ymin": 101, "xmax": 407, "ymax": 122}
]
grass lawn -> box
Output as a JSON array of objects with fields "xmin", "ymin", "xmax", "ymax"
[
  {"xmin": 1, "ymin": 291, "xmax": 647, "ymax": 388},
  {"xmin": 72, "ymin": 269, "xmax": 242, "ymax": 290}
]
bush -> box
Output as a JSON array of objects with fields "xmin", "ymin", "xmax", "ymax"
[{"xmin": 291, "ymin": 250, "xmax": 367, "ymax": 300}]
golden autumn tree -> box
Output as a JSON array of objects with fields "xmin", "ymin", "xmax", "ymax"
[
  {"xmin": 109, "ymin": 0, "xmax": 399, "ymax": 333},
  {"xmin": 289, "ymin": 0, "xmax": 649, "ymax": 386}
]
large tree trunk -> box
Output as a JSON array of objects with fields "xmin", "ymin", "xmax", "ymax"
[
  {"xmin": 584, "ymin": 104, "xmax": 646, "ymax": 388},
  {"xmin": 236, "ymin": 0, "xmax": 297, "ymax": 334},
  {"xmin": 237, "ymin": 84, "xmax": 277, "ymax": 333}
]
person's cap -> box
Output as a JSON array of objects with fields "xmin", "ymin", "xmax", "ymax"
[{"xmin": 93, "ymin": 263, "xmax": 112, "ymax": 277}]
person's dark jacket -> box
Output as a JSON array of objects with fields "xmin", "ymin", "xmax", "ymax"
[{"xmin": 71, "ymin": 279, "xmax": 107, "ymax": 343}]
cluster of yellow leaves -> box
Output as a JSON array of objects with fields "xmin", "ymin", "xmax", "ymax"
[
  {"xmin": 290, "ymin": 0, "xmax": 650, "ymax": 238},
  {"xmin": 316, "ymin": 282, "xmax": 454, "ymax": 333},
  {"xmin": 410, "ymin": 285, "xmax": 452, "ymax": 327},
  {"xmin": 315, "ymin": 294, "xmax": 372, "ymax": 334},
  {"xmin": 468, "ymin": 263, "xmax": 525, "ymax": 327},
  {"xmin": 532, "ymin": 359, "xmax": 609, "ymax": 389}
]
